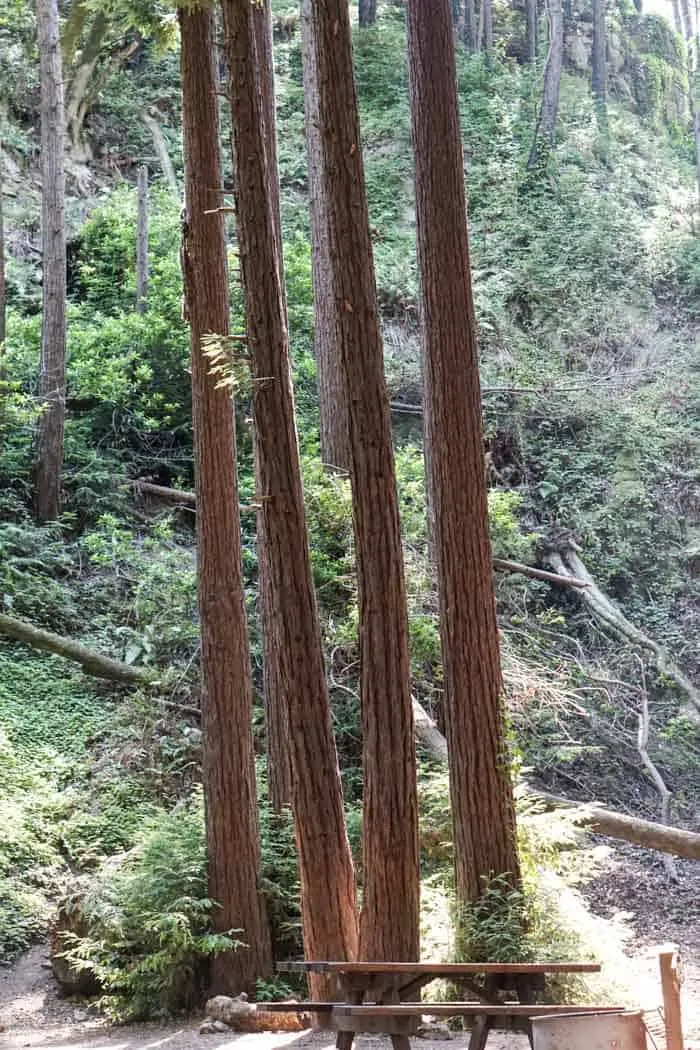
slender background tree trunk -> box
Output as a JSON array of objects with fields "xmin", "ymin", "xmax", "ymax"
[
  {"xmin": 0, "ymin": 141, "xmax": 5, "ymax": 349},
  {"xmin": 462, "ymin": 0, "xmax": 477, "ymax": 51},
  {"xmin": 180, "ymin": 5, "xmax": 272, "ymax": 995},
  {"xmin": 407, "ymin": 0, "xmax": 521, "ymax": 906},
  {"xmin": 591, "ymin": 0, "xmax": 607, "ymax": 119},
  {"xmin": 526, "ymin": 0, "xmax": 538, "ymax": 62},
  {"xmin": 35, "ymin": 0, "xmax": 67, "ymax": 523},
  {"xmin": 358, "ymin": 0, "xmax": 378, "ymax": 27},
  {"xmin": 222, "ymin": 0, "xmax": 359, "ymax": 998},
  {"xmin": 136, "ymin": 164, "xmax": 149, "ymax": 314},
  {"xmin": 527, "ymin": 0, "xmax": 563, "ymax": 168},
  {"xmin": 308, "ymin": 0, "xmax": 420, "ymax": 962},
  {"xmin": 300, "ymin": 0, "xmax": 351, "ymax": 472}
]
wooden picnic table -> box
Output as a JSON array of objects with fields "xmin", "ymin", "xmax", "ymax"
[{"xmin": 275, "ymin": 960, "xmax": 605, "ymax": 1050}]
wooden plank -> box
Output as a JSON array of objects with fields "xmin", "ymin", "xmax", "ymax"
[
  {"xmin": 254, "ymin": 1002, "xmax": 336, "ymax": 1012},
  {"xmin": 659, "ymin": 946, "xmax": 684, "ymax": 1050},
  {"xmin": 276, "ymin": 961, "xmax": 601, "ymax": 975},
  {"xmin": 331, "ymin": 1005, "xmax": 624, "ymax": 1017}
]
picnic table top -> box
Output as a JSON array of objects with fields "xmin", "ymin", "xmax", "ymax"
[{"xmin": 276, "ymin": 960, "xmax": 601, "ymax": 976}]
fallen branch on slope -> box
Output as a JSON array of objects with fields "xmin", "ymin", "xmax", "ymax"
[
  {"xmin": 0, "ymin": 611, "xmax": 156, "ymax": 685},
  {"xmin": 546, "ymin": 544, "xmax": 700, "ymax": 720}
]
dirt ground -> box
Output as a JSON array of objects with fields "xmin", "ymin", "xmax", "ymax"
[{"xmin": 1, "ymin": 842, "xmax": 698, "ymax": 1050}]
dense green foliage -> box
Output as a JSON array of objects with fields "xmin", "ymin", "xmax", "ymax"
[{"xmin": 1, "ymin": 0, "xmax": 698, "ymax": 1018}]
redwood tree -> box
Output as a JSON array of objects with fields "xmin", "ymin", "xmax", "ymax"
[
  {"xmin": 299, "ymin": 0, "xmax": 350, "ymax": 471},
  {"xmin": 222, "ymin": 0, "xmax": 359, "ymax": 995},
  {"xmin": 179, "ymin": 4, "xmax": 272, "ymax": 993},
  {"xmin": 250, "ymin": 0, "xmax": 293, "ymax": 814},
  {"xmin": 407, "ymin": 0, "xmax": 521, "ymax": 906},
  {"xmin": 308, "ymin": 0, "xmax": 420, "ymax": 961},
  {"xmin": 35, "ymin": 0, "xmax": 66, "ymax": 522}
]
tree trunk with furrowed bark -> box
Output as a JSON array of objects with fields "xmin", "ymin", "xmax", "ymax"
[
  {"xmin": 307, "ymin": 0, "xmax": 420, "ymax": 962},
  {"xmin": 222, "ymin": 0, "xmax": 358, "ymax": 1000},
  {"xmin": 407, "ymin": 0, "xmax": 521, "ymax": 907},
  {"xmin": 180, "ymin": 5, "xmax": 272, "ymax": 995}
]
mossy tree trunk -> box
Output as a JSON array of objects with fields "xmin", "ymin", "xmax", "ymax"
[
  {"xmin": 180, "ymin": 5, "xmax": 272, "ymax": 995},
  {"xmin": 222, "ymin": 0, "xmax": 359, "ymax": 998},
  {"xmin": 35, "ymin": 0, "xmax": 66, "ymax": 522},
  {"xmin": 307, "ymin": 0, "xmax": 420, "ymax": 961},
  {"xmin": 407, "ymin": 0, "xmax": 521, "ymax": 906}
]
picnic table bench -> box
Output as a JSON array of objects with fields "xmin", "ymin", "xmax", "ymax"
[{"xmin": 270, "ymin": 960, "xmax": 620, "ymax": 1050}]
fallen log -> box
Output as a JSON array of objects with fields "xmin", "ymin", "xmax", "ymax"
[
  {"xmin": 131, "ymin": 479, "xmax": 196, "ymax": 506},
  {"xmin": 411, "ymin": 696, "xmax": 700, "ymax": 861},
  {"xmin": 533, "ymin": 790, "xmax": 700, "ymax": 862},
  {"xmin": 493, "ymin": 557, "xmax": 588, "ymax": 588},
  {"xmin": 0, "ymin": 612, "xmax": 155, "ymax": 685}
]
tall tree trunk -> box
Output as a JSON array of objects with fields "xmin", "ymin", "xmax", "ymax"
[
  {"xmin": 525, "ymin": 0, "xmax": 538, "ymax": 62},
  {"xmin": 591, "ymin": 0, "xmax": 607, "ymax": 118},
  {"xmin": 483, "ymin": 0, "xmax": 494, "ymax": 64},
  {"xmin": 462, "ymin": 0, "xmax": 477, "ymax": 51},
  {"xmin": 179, "ymin": 5, "xmax": 272, "ymax": 995},
  {"xmin": 250, "ymin": 0, "xmax": 294, "ymax": 814},
  {"xmin": 307, "ymin": 0, "xmax": 420, "ymax": 962},
  {"xmin": 0, "ymin": 141, "xmax": 5, "ymax": 350},
  {"xmin": 300, "ymin": 0, "xmax": 351, "ymax": 471},
  {"xmin": 35, "ymin": 0, "xmax": 66, "ymax": 523},
  {"xmin": 407, "ymin": 0, "xmax": 521, "ymax": 907},
  {"xmin": 670, "ymin": 0, "xmax": 683, "ymax": 35},
  {"xmin": 136, "ymin": 164, "xmax": 149, "ymax": 314},
  {"xmin": 221, "ymin": 0, "xmax": 359, "ymax": 998},
  {"xmin": 527, "ymin": 0, "xmax": 563, "ymax": 168},
  {"xmin": 453, "ymin": 0, "xmax": 462, "ymax": 27},
  {"xmin": 679, "ymin": 0, "xmax": 693, "ymax": 39},
  {"xmin": 358, "ymin": 0, "xmax": 378, "ymax": 27}
]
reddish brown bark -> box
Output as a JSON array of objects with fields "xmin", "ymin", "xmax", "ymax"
[
  {"xmin": 300, "ymin": 0, "xmax": 350, "ymax": 472},
  {"xmin": 35, "ymin": 0, "xmax": 66, "ymax": 522},
  {"xmin": 222, "ymin": 0, "xmax": 358, "ymax": 998},
  {"xmin": 250, "ymin": 0, "xmax": 293, "ymax": 815},
  {"xmin": 307, "ymin": 0, "xmax": 420, "ymax": 961},
  {"xmin": 407, "ymin": 0, "xmax": 521, "ymax": 905},
  {"xmin": 180, "ymin": 5, "xmax": 272, "ymax": 994}
]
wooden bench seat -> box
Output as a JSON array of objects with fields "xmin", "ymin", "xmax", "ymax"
[{"xmin": 331, "ymin": 1003, "xmax": 624, "ymax": 1017}]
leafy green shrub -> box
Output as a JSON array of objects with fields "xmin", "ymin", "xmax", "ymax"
[{"xmin": 59, "ymin": 790, "xmax": 237, "ymax": 1020}]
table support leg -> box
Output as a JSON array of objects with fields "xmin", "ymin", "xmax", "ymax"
[
  {"xmin": 467, "ymin": 1015, "xmax": 491, "ymax": 1050},
  {"xmin": 391, "ymin": 1037, "xmax": 412, "ymax": 1050},
  {"xmin": 336, "ymin": 1032, "xmax": 355, "ymax": 1050}
]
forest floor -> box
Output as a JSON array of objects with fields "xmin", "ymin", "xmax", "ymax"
[{"xmin": 1, "ymin": 844, "xmax": 698, "ymax": 1050}]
